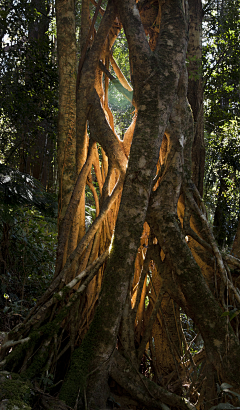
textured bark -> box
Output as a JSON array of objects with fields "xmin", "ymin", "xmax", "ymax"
[
  {"xmin": 56, "ymin": 0, "xmax": 77, "ymax": 228},
  {"xmin": 59, "ymin": 1, "xmax": 188, "ymax": 407},
  {"xmin": 110, "ymin": 350, "xmax": 194, "ymax": 410},
  {"xmin": 187, "ymin": 0, "xmax": 205, "ymax": 195},
  {"xmin": 147, "ymin": 69, "xmax": 240, "ymax": 390}
]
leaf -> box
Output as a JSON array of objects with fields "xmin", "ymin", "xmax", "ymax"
[
  {"xmin": 160, "ymin": 404, "xmax": 171, "ymax": 410},
  {"xmin": 223, "ymin": 390, "xmax": 240, "ymax": 404},
  {"xmin": 222, "ymin": 311, "xmax": 230, "ymax": 317},
  {"xmin": 229, "ymin": 310, "xmax": 240, "ymax": 321},
  {"xmin": 221, "ymin": 309, "xmax": 240, "ymax": 321},
  {"xmin": 209, "ymin": 403, "xmax": 239, "ymax": 410},
  {"xmin": 0, "ymin": 165, "xmax": 57, "ymax": 217},
  {"xmin": 221, "ymin": 383, "xmax": 233, "ymax": 390}
]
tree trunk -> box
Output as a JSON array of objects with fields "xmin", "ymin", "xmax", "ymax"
[
  {"xmin": 56, "ymin": 0, "xmax": 77, "ymax": 230},
  {"xmin": 187, "ymin": 0, "xmax": 205, "ymax": 196},
  {"xmin": 59, "ymin": 0, "xmax": 189, "ymax": 407}
]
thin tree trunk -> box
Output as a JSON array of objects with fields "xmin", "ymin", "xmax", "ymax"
[
  {"xmin": 56, "ymin": 0, "xmax": 77, "ymax": 231},
  {"xmin": 187, "ymin": 0, "xmax": 205, "ymax": 196}
]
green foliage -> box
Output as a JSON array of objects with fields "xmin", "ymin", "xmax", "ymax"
[
  {"xmin": 85, "ymin": 175, "xmax": 98, "ymax": 230},
  {"xmin": 85, "ymin": 204, "xmax": 96, "ymax": 230},
  {"xmin": 180, "ymin": 310, "xmax": 203, "ymax": 355},
  {"xmin": 112, "ymin": 29, "xmax": 131, "ymax": 82},
  {"xmin": 0, "ymin": 206, "xmax": 57, "ymax": 318},
  {"xmin": 109, "ymin": 100, "xmax": 134, "ymax": 139},
  {"xmin": 0, "ymin": 0, "xmax": 58, "ymax": 180},
  {"xmin": 222, "ymin": 307, "xmax": 240, "ymax": 321},
  {"xmin": 203, "ymin": 0, "xmax": 240, "ymax": 131},
  {"xmin": 0, "ymin": 373, "xmax": 33, "ymax": 409},
  {"xmin": 40, "ymin": 372, "xmax": 54, "ymax": 392},
  {"xmin": 0, "ymin": 164, "xmax": 58, "ymax": 216},
  {"xmin": 0, "ymin": 168, "xmax": 57, "ymax": 321},
  {"xmin": 203, "ymin": 0, "xmax": 240, "ymax": 248},
  {"xmin": 109, "ymin": 28, "xmax": 134, "ymax": 138},
  {"xmin": 0, "ymin": 0, "xmax": 57, "ymax": 328},
  {"xmin": 204, "ymin": 119, "xmax": 240, "ymax": 247}
]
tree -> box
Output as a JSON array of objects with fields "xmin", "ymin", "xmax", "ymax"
[
  {"xmin": 0, "ymin": 164, "xmax": 57, "ymax": 314},
  {"xmin": 0, "ymin": 0, "xmax": 58, "ymax": 328},
  {"xmin": 0, "ymin": 0, "xmax": 58, "ymax": 190},
  {"xmin": 1, "ymin": 1, "xmax": 240, "ymax": 410},
  {"xmin": 202, "ymin": 0, "xmax": 240, "ymax": 249},
  {"xmin": 203, "ymin": 0, "xmax": 240, "ymax": 131}
]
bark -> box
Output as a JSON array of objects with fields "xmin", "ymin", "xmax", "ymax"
[
  {"xmin": 147, "ymin": 69, "xmax": 240, "ymax": 390},
  {"xmin": 110, "ymin": 350, "xmax": 194, "ymax": 410},
  {"xmin": 187, "ymin": 0, "xmax": 205, "ymax": 195},
  {"xmin": 59, "ymin": 1, "xmax": 188, "ymax": 407},
  {"xmin": 56, "ymin": 0, "xmax": 77, "ymax": 228},
  {"xmin": 16, "ymin": 0, "xmax": 55, "ymax": 190}
]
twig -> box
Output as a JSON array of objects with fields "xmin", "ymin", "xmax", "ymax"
[{"xmin": 1, "ymin": 336, "xmax": 30, "ymax": 350}]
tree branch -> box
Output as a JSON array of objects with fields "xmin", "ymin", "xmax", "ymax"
[{"xmin": 110, "ymin": 350, "xmax": 195, "ymax": 410}]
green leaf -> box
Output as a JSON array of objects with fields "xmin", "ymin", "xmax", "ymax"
[
  {"xmin": 229, "ymin": 310, "xmax": 240, "ymax": 321},
  {"xmin": 221, "ymin": 309, "xmax": 240, "ymax": 321},
  {"xmin": 222, "ymin": 311, "xmax": 230, "ymax": 317},
  {"xmin": 209, "ymin": 403, "xmax": 239, "ymax": 410},
  {"xmin": 160, "ymin": 404, "xmax": 171, "ymax": 410}
]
